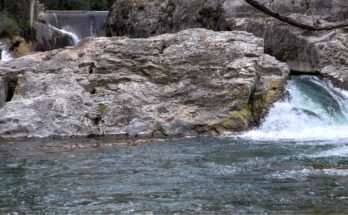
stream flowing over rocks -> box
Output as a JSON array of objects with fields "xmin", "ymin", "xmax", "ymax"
[{"xmin": 0, "ymin": 29, "xmax": 289, "ymax": 139}]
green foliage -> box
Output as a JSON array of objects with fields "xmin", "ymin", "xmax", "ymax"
[
  {"xmin": 41, "ymin": 0, "xmax": 116, "ymax": 11},
  {"xmin": 0, "ymin": 11, "xmax": 21, "ymax": 37},
  {"xmin": 0, "ymin": 0, "xmax": 115, "ymax": 38},
  {"xmin": 0, "ymin": 0, "xmax": 32, "ymax": 38},
  {"xmin": 89, "ymin": 0, "xmax": 114, "ymax": 10}
]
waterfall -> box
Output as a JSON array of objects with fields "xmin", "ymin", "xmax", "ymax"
[
  {"xmin": 50, "ymin": 25, "xmax": 80, "ymax": 45},
  {"xmin": 40, "ymin": 11, "xmax": 108, "ymax": 40},
  {"xmin": 242, "ymin": 76, "xmax": 348, "ymax": 140}
]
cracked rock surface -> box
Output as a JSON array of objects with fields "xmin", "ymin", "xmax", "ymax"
[{"xmin": 0, "ymin": 29, "xmax": 289, "ymax": 139}]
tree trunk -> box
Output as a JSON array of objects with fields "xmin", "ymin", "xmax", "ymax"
[{"xmin": 244, "ymin": 0, "xmax": 348, "ymax": 31}]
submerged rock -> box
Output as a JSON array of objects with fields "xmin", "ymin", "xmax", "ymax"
[{"xmin": 0, "ymin": 29, "xmax": 289, "ymax": 139}]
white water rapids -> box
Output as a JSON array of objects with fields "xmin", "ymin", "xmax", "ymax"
[{"xmin": 242, "ymin": 76, "xmax": 348, "ymax": 141}]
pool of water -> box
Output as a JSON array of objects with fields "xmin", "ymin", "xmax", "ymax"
[{"xmin": 1, "ymin": 137, "xmax": 348, "ymax": 214}]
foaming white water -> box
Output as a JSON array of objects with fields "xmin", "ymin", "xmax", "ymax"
[
  {"xmin": 50, "ymin": 25, "xmax": 80, "ymax": 45},
  {"xmin": 0, "ymin": 41, "xmax": 14, "ymax": 61},
  {"xmin": 241, "ymin": 76, "xmax": 348, "ymax": 141}
]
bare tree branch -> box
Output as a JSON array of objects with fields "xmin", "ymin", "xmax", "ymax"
[{"xmin": 244, "ymin": 0, "xmax": 348, "ymax": 31}]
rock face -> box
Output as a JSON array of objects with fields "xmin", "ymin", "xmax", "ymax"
[
  {"xmin": 316, "ymin": 32, "xmax": 348, "ymax": 88},
  {"xmin": 222, "ymin": 0, "xmax": 348, "ymax": 87},
  {"xmin": 224, "ymin": 0, "xmax": 348, "ymax": 22},
  {"xmin": 106, "ymin": 0, "xmax": 348, "ymax": 38},
  {"xmin": 106, "ymin": 0, "xmax": 226, "ymax": 38},
  {"xmin": 0, "ymin": 29, "xmax": 289, "ymax": 139},
  {"xmin": 106, "ymin": 0, "xmax": 348, "ymax": 87}
]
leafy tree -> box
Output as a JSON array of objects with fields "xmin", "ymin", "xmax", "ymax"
[
  {"xmin": 0, "ymin": 11, "xmax": 21, "ymax": 36},
  {"xmin": 0, "ymin": 0, "xmax": 31, "ymax": 37}
]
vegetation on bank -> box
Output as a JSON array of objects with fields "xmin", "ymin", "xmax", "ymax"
[
  {"xmin": 0, "ymin": 12, "xmax": 31, "ymax": 38},
  {"xmin": 0, "ymin": 0, "xmax": 116, "ymax": 39},
  {"xmin": 41, "ymin": 0, "xmax": 116, "ymax": 11},
  {"xmin": 0, "ymin": 0, "xmax": 32, "ymax": 38},
  {"xmin": 0, "ymin": 11, "xmax": 21, "ymax": 37}
]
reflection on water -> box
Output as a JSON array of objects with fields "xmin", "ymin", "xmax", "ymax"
[{"xmin": 1, "ymin": 137, "xmax": 348, "ymax": 214}]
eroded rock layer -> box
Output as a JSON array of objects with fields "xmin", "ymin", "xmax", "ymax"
[{"xmin": 0, "ymin": 29, "xmax": 289, "ymax": 139}]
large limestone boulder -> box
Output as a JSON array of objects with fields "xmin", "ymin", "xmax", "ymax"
[{"xmin": 0, "ymin": 29, "xmax": 289, "ymax": 139}]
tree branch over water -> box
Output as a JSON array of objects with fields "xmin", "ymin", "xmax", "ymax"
[{"xmin": 244, "ymin": 0, "xmax": 348, "ymax": 31}]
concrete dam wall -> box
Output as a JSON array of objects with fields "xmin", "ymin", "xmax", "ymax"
[{"xmin": 40, "ymin": 10, "xmax": 109, "ymax": 40}]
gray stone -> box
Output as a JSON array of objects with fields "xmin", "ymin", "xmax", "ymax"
[{"xmin": 0, "ymin": 78, "xmax": 7, "ymax": 108}]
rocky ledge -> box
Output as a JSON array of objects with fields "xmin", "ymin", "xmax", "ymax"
[{"xmin": 0, "ymin": 29, "xmax": 289, "ymax": 139}]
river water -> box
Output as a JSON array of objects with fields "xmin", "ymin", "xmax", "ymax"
[{"xmin": 1, "ymin": 76, "xmax": 348, "ymax": 214}]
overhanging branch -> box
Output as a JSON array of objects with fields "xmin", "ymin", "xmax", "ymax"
[{"xmin": 244, "ymin": 0, "xmax": 348, "ymax": 31}]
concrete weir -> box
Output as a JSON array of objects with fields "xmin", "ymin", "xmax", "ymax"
[{"xmin": 40, "ymin": 10, "xmax": 108, "ymax": 39}]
